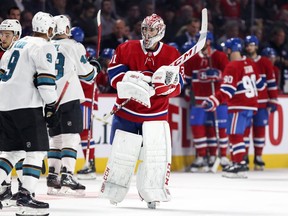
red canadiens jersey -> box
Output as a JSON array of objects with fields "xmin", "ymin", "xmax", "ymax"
[
  {"xmin": 80, "ymin": 80, "xmax": 98, "ymax": 110},
  {"xmin": 252, "ymin": 56, "xmax": 278, "ymax": 108},
  {"xmin": 185, "ymin": 49, "xmax": 229, "ymax": 105},
  {"xmin": 215, "ymin": 57, "xmax": 264, "ymax": 111},
  {"xmin": 0, "ymin": 50, "xmax": 4, "ymax": 60},
  {"xmin": 108, "ymin": 40, "xmax": 185, "ymax": 123}
]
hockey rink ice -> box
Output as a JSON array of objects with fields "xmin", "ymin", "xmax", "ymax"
[{"xmin": 2, "ymin": 169, "xmax": 288, "ymax": 216}]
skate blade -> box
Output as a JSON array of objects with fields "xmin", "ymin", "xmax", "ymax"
[
  {"xmin": 47, "ymin": 187, "xmax": 61, "ymax": 196},
  {"xmin": 77, "ymin": 173, "xmax": 96, "ymax": 180},
  {"xmin": 16, "ymin": 206, "xmax": 49, "ymax": 216},
  {"xmin": 58, "ymin": 186, "xmax": 85, "ymax": 197},
  {"xmin": 254, "ymin": 166, "xmax": 264, "ymax": 171},
  {"xmin": 190, "ymin": 166, "xmax": 209, "ymax": 173},
  {"xmin": 222, "ymin": 172, "xmax": 248, "ymax": 179},
  {"xmin": 2, "ymin": 199, "xmax": 17, "ymax": 207}
]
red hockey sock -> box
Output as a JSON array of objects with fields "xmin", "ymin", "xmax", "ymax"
[{"xmin": 191, "ymin": 125, "xmax": 207, "ymax": 157}]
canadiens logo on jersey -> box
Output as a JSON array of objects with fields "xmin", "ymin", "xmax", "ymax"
[{"xmin": 244, "ymin": 65, "xmax": 254, "ymax": 74}]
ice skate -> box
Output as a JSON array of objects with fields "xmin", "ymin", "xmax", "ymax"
[
  {"xmin": 59, "ymin": 167, "xmax": 86, "ymax": 196},
  {"xmin": 0, "ymin": 181, "xmax": 12, "ymax": 207},
  {"xmin": 222, "ymin": 161, "xmax": 249, "ymax": 178},
  {"xmin": 147, "ymin": 201, "xmax": 159, "ymax": 209},
  {"xmin": 254, "ymin": 156, "xmax": 265, "ymax": 171},
  {"xmin": 46, "ymin": 168, "xmax": 61, "ymax": 195},
  {"xmin": 189, "ymin": 157, "xmax": 209, "ymax": 173},
  {"xmin": 220, "ymin": 156, "xmax": 231, "ymax": 170},
  {"xmin": 16, "ymin": 187, "xmax": 49, "ymax": 216},
  {"xmin": 77, "ymin": 159, "xmax": 96, "ymax": 180}
]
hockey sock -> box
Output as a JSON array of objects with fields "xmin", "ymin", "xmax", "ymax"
[
  {"xmin": 206, "ymin": 126, "xmax": 217, "ymax": 156},
  {"xmin": 219, "ymin": 128, "xmax": 228, "ymax": 156},
  {"xmin": 244, "ymin": 127, "xmax": 251, "ymax": 155},
  {"xmin": 253, "ymin": 125, "xmax": 265, "ymax": 156},
  {"xmin": 61, "ymin": 133, "xmax": 80, "ymax": 173},
  {"xmin": 22, "ymin": 151, "xmax": 45, "ymax": 194},
  {"xmin": 48, "ymin": 135, "xmax": 62, "ymax": 174},
  {"xmin": 15, "ymin": 158, "xmax": 24, "ymax": 182},
  {"xmin": 229, "ymin": 134, "xmax": 246, "ymax": 163},
  {"xmin": 191, "ymin": 125, "xmax": 207, "ymax": 157}
]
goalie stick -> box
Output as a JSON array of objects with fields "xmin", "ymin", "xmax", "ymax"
[
  {"xmin": 85, "ymin": 9, "xmax": 102, "ymax": 166},
  {"xmin": 102, "ymin": 8, "xmax": 208, "ymax": 122}
]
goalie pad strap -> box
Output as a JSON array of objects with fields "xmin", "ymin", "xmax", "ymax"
[
  {"xmin": 137, "ymin": 121, "xmax": 172, "ymax": 202},
  {"xmin": 100, "ymin": 129, "xmax": 142, "ymax": 203}
]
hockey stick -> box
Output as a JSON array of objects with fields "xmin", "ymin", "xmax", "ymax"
[
  {"xmin": 102, "ymin": 8, "xmax": 208, "ymax": 121},
  {"xmin": 55, "ymin": 75, "xmax": 74, "ymax": 110},
  {"xmin": 85, "ymin": 9, "xmax": 102, "ymax": 166}
]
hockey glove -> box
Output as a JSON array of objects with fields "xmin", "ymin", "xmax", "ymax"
[
  {"xmin": 88, "ymin": 57, "xmax": 102, "ymax": 73},
  {"xmin": 267, "ymin": 99, "xmax": 278, "ymax": 113},
  {"xmin": 198, "ymin": 68, "xmax": 222, "ymax": 82},
  {"xmin": 44, "ymin": 102, "xmax": 60, "ymax": 128},
  {"xmin": 201, "ymin": 95, "xmax": 219, "ymax": 112}
]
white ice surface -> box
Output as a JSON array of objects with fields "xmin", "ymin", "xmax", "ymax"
[{"xmin": 2, "ymin": 169, "xmax": 288, "ymax": 216}]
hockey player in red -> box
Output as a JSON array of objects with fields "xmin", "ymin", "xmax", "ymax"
[
  {"xmin": 261, "ymin": 47, "xmax": 280, "ymax": 92},
  {"xmin": 202, "ymin": 38, "xmax": 265, "ymax": 178},
  {"xmin": 100, "ymin": 14, "xmax": 184, "ymax": 209},
  {"xmin": 244, "ymin": 35, "xmax": 278, "ymax": 170},
  {"xmin": 185, "ymin": 32, "xmax": 230, "ymax": 172}
]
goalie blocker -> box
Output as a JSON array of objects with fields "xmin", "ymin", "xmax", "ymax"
[{"xmin": 100, "ymin": 121, "xmax": 171, "ymax": 206}]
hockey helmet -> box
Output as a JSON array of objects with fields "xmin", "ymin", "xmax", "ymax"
[
  {"xmin": 180, "ymin": 41, "xmax": 196, "ymax": 54},
  {"xmin": 32, "ymin": 11, "xmax": 55, "ymax": 34},
  {"xmin": 54, "ymin": 15, "xmax": 71, "ymax": 36},
  {"xmin": 245, "ymin": 35, "xmax": 259, "ymax": 46},
  {"xmin": 261, "ymin": 47, "xmax": 276, "ymax": 57},
  {"xmin": 221, "ymin": 37, "xmax": 243, "ymax": 52},
  {"xmin": 141, "ymin": 14, "xmax": 166, "ymax": 49},
  {"xmin": 71, "ymin": 26, "xmax": 84, "ymax": 43},
  {"xmin": 0, "ymin": 19, "xmax": 22, "ymax": 38},
  {"xmin": 100, "ymin": 48, "xmax": 115, "ymax": 60},
  {"xmin": 86, "ymin": 46, "xmax": 96, "ymax": 57},
  {"xmin": 167, "ymin": 42, "xmax": 179, "ymax": 50},
  {"xmin": 196, "ymin": 31, "xmax": 214, "ymax": 43}
]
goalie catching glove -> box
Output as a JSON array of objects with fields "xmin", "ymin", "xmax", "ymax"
[
  {"xmin": 198, "ymin": 68, "xmax": 222, "ymax": 82},
  {"xmin": 152, "ymin": 65, "xmax": 180, "ymax": 95},
  {"xmin": 117, "ymin": 71, "xmax": 155, "ymax": 108}
]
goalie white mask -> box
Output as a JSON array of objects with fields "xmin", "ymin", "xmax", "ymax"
[
  {"xmin": 141, "ymin": 14, "xmax": 166, "ymax": 49},
  {"xmin": 54, "ymin": 15, "xmax": 71, "ymax": 36},
  {"xmin": 32, "ymin": 11, "xmax": 55, "ymax": 38}
]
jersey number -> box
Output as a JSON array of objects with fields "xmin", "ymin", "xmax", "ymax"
[
  {"xmin": 243, "ymin": 74, "xmax": 257, "ymax": 98},
  {"xmin": 55, "ymin": 52, "xmax": 65, "ymax": 80},
  {"xmin": 2, "ymin": 50, "xmax": 20, "ymax": 82}
]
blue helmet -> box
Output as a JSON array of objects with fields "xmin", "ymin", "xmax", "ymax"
[
  {"xmin": 167, "ymin": 42, "xmax": 179, "ymax": 50},
  {"xmin": 261, "ymin": 47, "xmax": 276, "ymax": 57},
  {"xmin": 196, "ymin": 31, "xmax": 214, "ymax": 43},
  {"xmin": 71, "ymin": 26, "xmax": 84, "ymax": 43},
  {"xmin": 180, "ymin": 41, "xmax": 196, "ymax": 54},
  {"xmin": 221, "ymin": 37, "xmax": 243, "ymax": 52},
  {"xmin": 86, "ymin": 46, "xmax": 96, "ymax": 57},
  {"xmin": 245, "ymin": 35, "xmax": 259, "ymax": 46},
  {"xmin": 100, "ymin": 48, "xmax": 115, "ymax": 60}
]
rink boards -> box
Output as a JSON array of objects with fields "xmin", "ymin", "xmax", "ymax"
[{"xmin": 75, "ymin": 94, "xmax": 288, "ymax": 173}]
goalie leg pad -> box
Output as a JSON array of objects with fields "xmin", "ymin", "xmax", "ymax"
[
  {"xmin": 100, "ymin": 129, "xmax": 142, "ymax": 203},
  {"xmin": 137, "ymin": 121, "xmax": 172, "ymax": 203}
]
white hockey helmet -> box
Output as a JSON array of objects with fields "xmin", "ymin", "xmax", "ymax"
[
  {"xmin": 32, "ymin": 11, "xmax": 55, "ymax": 34},
  {"xmin": 0, "ymin": 19, "xmax": 22, "ymax": 38},
  {"xmin": 141, "ymin": 14, "xmax": 166, "ymax": 49},
  {"xmin": 54, "ymin": 15, "xmax": 71, "ymax": 36}
]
